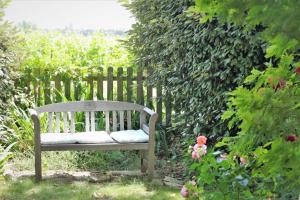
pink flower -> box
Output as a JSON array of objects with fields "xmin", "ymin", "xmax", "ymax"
[
  {"xmin": 193, "ymin": 144, "xmax": 199, "ymax": 151},
  {"xmin": 197, "ymin": 136, "xmax": 207, "ymax": 146},
  {"xmin": 240, "ymin": 157, "xmax": 248, "ymax": 165},
  {"xmin": 180, "ymin": 186, "xmax": 189, "ymax": 198},
  {"xmin": 295, "ymin": 67, "xmax": 300, "ymax": 74},
  {"xmin": 192, "ymin": 151, "xmax": 197, "ymax": 159}
]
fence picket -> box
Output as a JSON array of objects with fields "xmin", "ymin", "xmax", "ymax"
[
  {"xmin": 97, "ymin": 67, "xmax": 104, "ymax": 100},
  {"xmin": 44, "ymin": 80, "xmax": 51, "ymax": 104},
  {"xmin": 107, "ymin": 67, "xmax": 113, "ymax": 100},
  {"xmin": 88, "ymin": 73, "xmax": 94, "ymax": 100},
  {"xmin": 137, "ymin": 68, "xmax": 144, "ymax": 105},
  {"xmin": 165, "ymin": 91, "xmax": 172, "ymax": 127},
  {"xmin": 54, "ymin": 76, "xmax": 62, "ymax": 102},
  {"xmin": 64, "ymin": 79, "xmax": 71, "ymax": 101},
  {"xmin": 156, "ymin": 84, "xmax": 162, "ymax": 124},
  {"xmin": 127, "ymin": 67, "xmax": 133, "ymax": 102},
  {"xmin": 146, "ymin": 68, "xmax": 153, "ymax": 109},
  {"xmin": 117, "ymin": 67, "xmax": 123, "ymax": 101}
]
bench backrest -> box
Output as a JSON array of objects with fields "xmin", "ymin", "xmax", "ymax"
[{"xmin": 35, "ymin": 101, "xmax": 146, "ymax": 133}]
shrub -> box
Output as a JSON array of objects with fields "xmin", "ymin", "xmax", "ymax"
[
  {"xmin": 124, "ymin": 0, "xmax": 266, "ymax": 143},
  {"xmin": 0, "ymin": 0, "xmax": 21, "ymax": 117},
  {"xmin": 182, "ymin": 1, "xmax": 300, "ymax": 199}
]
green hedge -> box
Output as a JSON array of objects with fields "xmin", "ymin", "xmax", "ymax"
[
  {"xmin": 0, "ymin": 1, "xmax": 20, "ymax": 118},
  {"xmin": 124, "ymin": 0, "xmax": 266, "ymax": 141}
]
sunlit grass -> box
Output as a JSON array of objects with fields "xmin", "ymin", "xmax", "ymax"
[{"xmin": 0, "ymin": 178, "xmax": 183, "ymax": 200}]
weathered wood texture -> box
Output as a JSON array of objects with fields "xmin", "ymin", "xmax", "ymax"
[
  {"xmin": 26, "ymin": 67, "xmax": 172, "ymax": 127},
  {"xmin": 29, "ymin": 101, "xmax": 158, "ymax": 181}
]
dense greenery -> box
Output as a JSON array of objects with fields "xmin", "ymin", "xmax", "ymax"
[
  {"xmin": 18, "ymin": 30, "xmax": 134, "ymax": 87},
  {"xmin": 124, "ymin": 0, "xmax": 266, "ymax": 142},
  {"xmin": 0, "ymin": 0, "xmax": 22, "ymax": 173},
  {"xmin": 182, "ymin": 1, "xmax": 300, "ymax": 199},
  {"xmin": 0, "ymin": 0, "xmax": 20, "ymax": 117}
]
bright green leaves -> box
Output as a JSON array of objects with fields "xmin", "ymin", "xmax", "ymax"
[
  {"xmin": 19, "ymin": 30, "xmax": 134, "ymax": 82},
  {"xmin": 266, "ymin": 34, "xmax": 299, "ymax": 58}
]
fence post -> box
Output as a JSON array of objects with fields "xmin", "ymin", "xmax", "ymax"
[
  {"xmin": 137, "ymin": 68, "xmax": 144, "ymax": 105},
  {"xmin": 64, "ymin": 78, "xmax": 71, "ymax": 101},
  {"xmin": 44, "ymin": 79, "xmax": 51, "ymax": 105},
  {"xmin": 107, "ymin": 67, "xmax": 113, "ymax": 100},
  {"xmin": 165, "ymin": 90, "xmax": 172, "ymax": 127},
  {"xmin": 54, "ymin": 76, "xmax": 62, "ymax": 103},
  {"xmin": 146, "ymin": 68, "xmax": 153, "ymax": 109},
  {"xmin": 156, "ymin": 84, "xmax": 162, "ymax": 125},
  {"xmin": 88, "ymin": 72, "xmax": 94, "ymax": 100},
  {"xmin": 117, "ymin": 67, "xmax": 123, "ymax": 101},
  {"xmin": 97, "ymin": 67, "xmax": 104, "ymax": 100},
  {"xmin": 127, "ymin": 67, "xmax": 133, "ymax": 102}
]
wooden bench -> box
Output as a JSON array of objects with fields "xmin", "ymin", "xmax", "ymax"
[{"xmin": 29, "ymin": 100, "xmax": 158, "ymax": 181}]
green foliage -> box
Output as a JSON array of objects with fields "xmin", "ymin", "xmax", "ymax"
[
  {"xmin": 0, "ymin": 143, "xmax": 14, "ymax": 174},
  {"xmin": 74, "ymin": 151, "xmax": 140, "ymax": 171},
  {"xmin": 194, "ymin": 0, "xmax": 300, "ymax": 58},
  {"xmin": 18, "ymin": 29, "xmax": 134, "ymax": 86},
  {"xmin": 0, "ymin": 102, "xmax": 46, "ymax": 152},
  {"xmin": 182, "ymin": 1, "xmax": 300, "ymax": 199},
  {"xmin": 124, "ymin": 0, "xmax": 266, "ymax": 142},
  {"xmin": 0, "ymin": 0, "xmax": 21, "ymax": 117}
]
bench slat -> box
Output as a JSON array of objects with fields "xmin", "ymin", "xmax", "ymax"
[
  {"xmin": 91, "ymin": 111, "xmax": 95, "ymax": 132},
  {"xmin": 140, "ymin": 111, "xmax": 146, "ymax": 129},
  {"xmin": 55, "ymin": 112, "xmax": 60, "ymax": 133},
  {"xmin": 36, "ymin": 101, "xmax": 145, "ymax": 113},
  {"xmin": 63, "ymin": 112, "xmax": 68, "ymax": 133},
  {"xmin": 41, "ymin": 143, "xmax": 149, "ymax": 151},
  {"xmin": 127, "ymin": 110, "xmax": 131, "ymax": 130},
  {"xmin": 143, "ymin": 123, "xmax": 149, "ymax": 134},
  {"xmin": 48, "ymin": 112, "xmax": 53, "ymax": 133},
  {"xmin": 85, "ymin": 112, "xmax": 90, "ymax": 132},
  {"xmin": 70, "ymin": 112, "xmax": 75, "ymax": 133},
  {"xmin": 113, "ymin": 111, "xmax": 117, "ymax": 131},
  {"xmin": 119, "ymin": 111, "xmax": 124, "ymax": 130},
  {"xmin": 105, "ymin": 111, "xmax": 110, "ymax": 132}
]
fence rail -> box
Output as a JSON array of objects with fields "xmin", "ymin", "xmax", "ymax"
[{"xmin": 24, "ymin": 66, "xmax": 172, "ymax": 127}]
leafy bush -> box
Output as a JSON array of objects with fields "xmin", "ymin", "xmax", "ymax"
[
  {"xmin": 0, "ymin": 1, "xmax": 21, "ymax": 117},
  {"xmin": 0, "ymin": 143, "xmax": 14, "ymax": 174},
  {"xmin": 124, "ymin": 0, "xmax": 266, "ymax": 142},
  {"xmin": 181, "ymin": 1, "xmax": 300, "ymax": 199}
]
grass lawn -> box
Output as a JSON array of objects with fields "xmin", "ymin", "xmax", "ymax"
[{"xmin": 0, "ymin": 177, "xmax": 183, "ymax": 200}]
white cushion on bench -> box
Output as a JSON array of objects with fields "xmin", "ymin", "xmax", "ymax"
[
  {"xmin": 41, "ymin": 131, "xmax": 114, "ymax": 144},
  {"xmin": 75, "ymin": 132, "xmax": 114, "ymax": 144},
  {"xmin": 110, "ymin": 129, "xmax": 149, "ymax": 143}
]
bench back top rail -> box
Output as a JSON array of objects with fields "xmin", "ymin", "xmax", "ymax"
[
  {"xmin": 35, "ymin": 100, "xmax": 145, "ymax": 114},
  {"xmin": 32, "ymin": 101, "xmax": 151, "ymax": 133}
]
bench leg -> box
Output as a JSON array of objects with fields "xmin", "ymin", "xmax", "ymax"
[
  {"xmin": 147, "ymin": 149, "xmax": 155, "ymax": 178},
  {"xmin": 35, "ymin": 146, "xmax": 42, "ymax": 182},
  {"xmin": 140, "ymin": 150, "xmax": 147, "ymax": 173}
]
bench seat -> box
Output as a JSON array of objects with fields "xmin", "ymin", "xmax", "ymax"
[{"xmin": 41, "ymin": 129, "xmax": 149, "ymax": 145}]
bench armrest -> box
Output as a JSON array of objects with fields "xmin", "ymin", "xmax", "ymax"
[
  {"xmin": 141, "ymin": 108, "xmax": 158, "ymax": 151},
  {"xmin": 143, "ymin": 107, "xmax": 158, "ymax": 129},
  {"xmin": 29, "ymin": 109, "xmax": 41, "ymax": 146}
]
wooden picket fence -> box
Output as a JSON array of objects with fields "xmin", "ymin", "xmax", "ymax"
[{"xmin": 24, "ymin": 67, "xmax": 172, "ymax": 127}]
